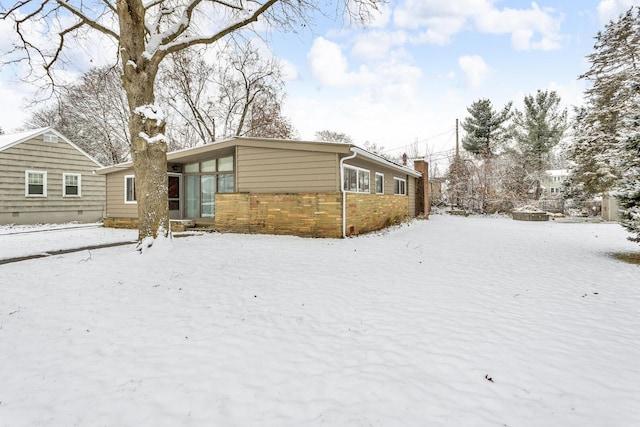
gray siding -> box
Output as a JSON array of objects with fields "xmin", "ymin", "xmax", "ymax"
[
  {"xmin": 105, "ymin": 168, "xmax": 138, "ymax": 218},
  {"xmin": 237, "ymin": 146, "xmax": 339, "ymax": 193},
  {"xmin": 0, "ymin": 135, "xmax": 105, "ymax": 224}
]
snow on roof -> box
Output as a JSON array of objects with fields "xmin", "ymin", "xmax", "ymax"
[
  {"xmin": 0, "ymin": 127, "xmax": 50, "ymax": 152},
  {"xmin": 0, "ymin": 127, "xmax": 103, "ymax": 167},
  {"xmin": 545, "ymin": 169, "xmax": 569, "ymax": 176}
]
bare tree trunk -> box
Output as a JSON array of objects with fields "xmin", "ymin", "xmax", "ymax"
[{"xmin": 118, "ymin": 0, "xmax": 169, "ymax": 245}]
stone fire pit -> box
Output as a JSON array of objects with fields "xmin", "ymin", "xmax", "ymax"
[{"xmin": 512, "ymin": 211, "xmax": 549, "ymax": 221}]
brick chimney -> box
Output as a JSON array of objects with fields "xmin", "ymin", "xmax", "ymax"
[{"xmin": 413, "ymin": 158, "xmax": 430, "ymax": 217}]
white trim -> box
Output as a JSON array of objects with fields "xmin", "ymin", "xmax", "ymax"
[
  {"xmin": 393, "ymin": 177, "xmax": 407, "ymax": 196},
  {"xmin": 0, "ymin": 127, "xmax": 103, "ymax": 167},
  {"xmin": 124, "ymin": 175, "xmax": 137, "ymax": 204},
  {"xmin": 25, "ymin": 170, "xmax": 47, "ymax": 197},
  {"xmin": 375, "ymin": 172, "xmax": 384, "ymax": 194},
  {"xmin": 350, "ymin": 146, "xmax": 421, "ymax": 178},
  {"xmin": 343, "ymin": 164, "xmax": 370, "ymax": 193},
  {"xmin": 62, "ymin": 173, "xmax": 82, "ymax": 197},
  {"xmin": 340, "ymin": 150, "xmax": 358, "ymax": 238},
  {"xmin": 43, "ymin": 133, "xmax": 59, "ymax": 143}
]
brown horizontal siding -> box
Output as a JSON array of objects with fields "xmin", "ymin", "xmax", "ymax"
[
  {"xmin": 105, "ymin": 169, "xmax": 138, "ymax": 218},
  {"xmin": 237, "ymin": 146, "xmax": 339, "ymax": 193},
  {"xmin": 408, "ymin": 176, "xmax": 416, "ymax": 216}
]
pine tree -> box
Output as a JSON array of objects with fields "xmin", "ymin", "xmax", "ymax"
[
  {"xmin": 461, "ymin": 99, "xmax": 513, "ymax": 160},
  {"xmin": 616, "ymin": 80, "xmax": 640, "ymax": 242},
  {"xmin": 513, "ymin": 90, "xmax": 568, "ymax": 199},
  {"xmin": 569, "ymin": 6, "xmax": 640, "ymax": 243},
  {"xmin": 461, "ymin": 98, "xmax": 512, "ymax": 211}
]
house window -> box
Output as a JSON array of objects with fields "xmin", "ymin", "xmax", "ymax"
[
  {"xmin": 43, "ymin": 133, "xmax": 58, "ymax": 143},
  {"xmin": 25, "ymin": 171, "xmax": 47, "ymax": 197},
  {"xmin": 393, "ymin": 177, "xmax": 406, "ymax": 195},
  {"xmin": 183, "ymin": 155, "xmax": 235, "ymax": 218},
  {"xmin": 63, "ymin": 173, "xmax": 81, "ymax": 197},
  {"xmin": 375, "ymin": 173, "xmax": 384, "ymax": 194},
  {"xmin": 343, "ymin": 165, "xmax": 370, "ymax": 193},
  {"xmin": 124, "ymin": 175, "xmax": 136, "ymax": 203}
]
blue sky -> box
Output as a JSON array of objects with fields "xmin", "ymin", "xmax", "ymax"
[
  {"xmin": 1, "ymin": 0, "xmax": 638, "ymax": 163},
  {"xmin": 269, "ymin": 0, "xmax": 640, "ymax": 161}
]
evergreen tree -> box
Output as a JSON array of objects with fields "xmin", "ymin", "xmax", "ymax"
[
  {"xmin": 461, "ymin": 99, "xmax": 512, "ymax": 160},
  {"xmin": 461, "ymin": 98, "xmax": 512, "ymax": 211},
  {"xmin": 513, "ymin": 90, "xmax": 568, "ymax": 199},
  {"xmin": 616, "ymin": 80, "xmax": 640, "ymax": 242},
  {"xmin": 569, "ymin": 6, "xmax": 640, "ymax": 243}
]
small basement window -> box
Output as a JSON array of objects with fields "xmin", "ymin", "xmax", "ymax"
[
  {"xmin": 25, "ymin": 170, "xmax": 47, "ymax": 197},
  {"xmin": 393, "ymin": 177, "xmax": 406, "ymax": 195},
  {"xmin": 63, "ymin": 173, "xmax": 81, "ymax": 197}
]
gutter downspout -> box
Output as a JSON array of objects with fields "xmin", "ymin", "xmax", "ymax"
[{"xmin": 339, "ymin": 149, "xmax": 358, "ymax": 238}]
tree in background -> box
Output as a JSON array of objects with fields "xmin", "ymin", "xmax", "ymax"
[
  {"xmin": 461, "ymin": 98, "xmax": 513, "ymax": 211},
  {"xmin": 3, "ymin": 0, "xmax": 382, "ymax": 245},
  {"xmin": 462, "ymin": 99, "xmax": 513, "ymax": 160},
  {"xmin": 29, "ymin": 67, "xmax": 131, "ymax": 165},
  {"xmin": 216, "ymin": 41, "xmax": 294, "ymax": 139},
  {"xmin": 315, "ymin": 130, "xmax": 354, "ymax": 144},
  {"xmin": 158, "ymin": 50, "xmax": 219, "ymax": 147},
  {"xmin": 512, "ymin": 90, "xmax": 568, "ymax": 200},
  {"xmin": 616, "ymin": 81, "xmax": 640, "ymax": 242},
  {"xmin": 568, "ymin": 6, "xmax": 640, "ymax": 243}
]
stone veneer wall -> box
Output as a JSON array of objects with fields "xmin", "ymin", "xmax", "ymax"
[
  {"xmin": 345, "ymin": 193, "xmax": 409, "ymax": 235},
  {"xmin": 103, "ymin": 217, "xmax": 191, "ymax": 232},
  {"xmin": 105, "ymin": 192, "xmax": 410, "ymax": 237},
  {"xmin": 215, "ymin": 193, "xmax": 343, "ymax": 238}
]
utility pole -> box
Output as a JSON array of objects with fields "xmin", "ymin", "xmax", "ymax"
[
  {"xmin": 454, "ymin": 118, "xmax": 461, "ymax": 209},
  {"xmin": 455, "ymin": 118, "xmax": 460, "ymax": 160}
]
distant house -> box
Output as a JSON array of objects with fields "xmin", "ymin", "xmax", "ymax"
[
  {"xmin": 98, "ymin": 136, "xmax": 427, "ymax": 238},
  {"xmin": 541, "ymin": 169, "xmax": 569, "ymax": 198},
  {"xmin": 0, "ymin": 127, "xmax": 105, "ymax": 225}
]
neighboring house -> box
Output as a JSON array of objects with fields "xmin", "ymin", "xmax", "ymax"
[
  {"xmin": 0, "ymin": 127, "xmax": 105, "ymax": 225},
  {"xmin": 541, "ymin": 169, "xmax": 569, "ymax": 198},
  {"xmin": 98, "ymin": 136, "xmax": 426, "ymax": 238}
]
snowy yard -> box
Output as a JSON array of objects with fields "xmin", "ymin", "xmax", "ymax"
[{"xmin": 1, "ymin": 214, "xmax": 639, "ymax": 426}]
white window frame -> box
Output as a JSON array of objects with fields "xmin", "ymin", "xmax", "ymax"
[
  {"xmin": 43, "ymin": 133, "xmax": 58, "ymax": 143},
  {"xmin": 343, "ymin": 165, "xmax": 370, "ymax": 193},
  {"xmin": 124, "ymin": 175, "xmax": 137, "ymax": 204},
  {"xmin": 393, "ymin": 177, "xmax": 407, "ymax": 196},
  {"xmin": 375, "ymin": 172, "xmax": 384, "ymax": 194},
  {"xmin": 25, "ymin": 170, "xmax": 47, "ymax": 197},
  {"xmin": 63, "ymin": 173, "xmax": 82, "ymax": 197}
]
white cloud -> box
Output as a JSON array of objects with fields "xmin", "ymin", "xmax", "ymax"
[
  {"xmin": 597, "ymin": 0, "xmax": 638, "ymax": 24},
  {"xmin": 392, "ymin": 0, "xmax": 564, "ymax": 51},
  {"xmin": 0, "ymin": 81, "xmax": 31, "ymax": 132},
  {"xmin": 474, "ymin": 3, "xmax": 564, "ymax": 50},
  {"xmin": 411, "ymin": 16, "xmax": 467, "ymax": 46},
  {"xmin": 458, "ymin": 55, "xmax": 490, "ymax": 88},
  {"xmin": 394, "ymin": 0, "xmax": 492, "ymax": 29},
  {"xmin": 351, "ymin": 30, "xmax": 408, "ymax": 61},
  {"xmin": 367, "ymin": 3, "xmax": 393, "ymax": 28},
  {"xmin": 308, "ymin": 37, "xmax": 374, "ymax": 87}
]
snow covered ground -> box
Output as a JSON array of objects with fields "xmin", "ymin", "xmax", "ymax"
[{"xmin": 1, "ymin": 214, "xmax": 639, "ymax": 426}]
